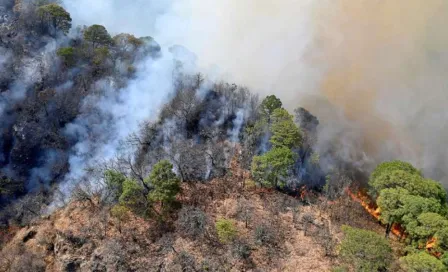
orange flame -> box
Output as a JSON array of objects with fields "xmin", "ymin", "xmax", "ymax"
[
  {"xmin": 300, "ymin": 185, "xmax": 307, "ymax": 201},
  {"xmin": 346, "ymin": 188, "xmax": 404, "ymax": 237},
  {"xmin": 346, "ymin": 187, "xmax": 444, "ymax": 257}
]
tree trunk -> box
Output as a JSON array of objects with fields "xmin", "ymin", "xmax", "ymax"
[{"xmin": 385, "ymin": 223, "xmax": 391, "ymax": 238}]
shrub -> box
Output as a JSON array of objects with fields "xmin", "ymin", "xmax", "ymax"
[
  {"xmin": 177, "ymin": 206, "xmax": 207, "ymax": 238},
  {"xmin": 254, "ymin": 224, "xmax": 274, "ymax": 246},
  {"xmin": 331, "ymin": 266, "xmax": 348, "ymax": 272},
  {"xmin": 231, "ymin": 239, "xmax": 251, "ymax": 260},
  {"xmin": 172, "ymin": 251, "xmax": 197, "ymax": 272},
  {"xmin": 215, "ymin": 218, "xmax": 237, "ymax": 243},
  {"xmin": 110, "ymin": 205, "xmax": 130, "ymax": 233}
]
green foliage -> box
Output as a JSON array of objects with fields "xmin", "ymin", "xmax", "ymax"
[
  {"xmin": 376, "ymin": 187, "xmax": 407, "ymax": 226},
  {"xmin": 147, "ymin": 160, "xmax": 181, "ymax": 208},
  {"xmin": 251, "ymin": 146, "xmax": 296, "ymax": 188},
  {"xmin": 377, "ymin": 188, "xmax": 442, "ymax": 238},
  {"xmin": 115, "ymin": 160, "xmax": 180, "ymax": 217},
  {"xmin": 269, "ymin": 108, "xmax": 302, "ymax": 149},
  {"xmin": 422, "ymin": 178, "xmax": 447, "ymax": 205},
  {"xmin": 441, "ymin": 252, "xmax": 448, "ymax": 268},
  {"xmin": 400, "ymin": 252, "xmax": 446, "ymax": 272},
  {"xmin": 215, "ymin": 218, "xmax": 237, "ymax": 243},
  {"xmin": 113, "ymin": 33, "xmax": 143, "ymax": 49},
  {"xmin": 110, "ymin": 205, "xmax": 130, "ymax": 221},
  {"xmin": 370, "ymin": 168, "xmax": 446, "ymax": 204},
  {"xmin": 259, "ymin": 95, "xmax": 282, "ymax": 118},
  {"xmin": 400, "ymin": 196, "xmax": 442, "ymax": 227},
  {"xmin": 245, "ymin": 118, "xmax": 268, "ymax": 139},
  {"xmin": 370, "ymin": 160, "xmax": 421, "ymax": 183},
  {"xmin": 93, "ymin": 47, "xmax": 110, "ymax": 66},
  {"xmin": 380, "ymin": 188, "xmax": 442, "ymax": 223},
  {"xmin": 407, "ymin": 213, "xmax": 448, "ymax": 245},
  {"xmin": 371, "ymin": 160, "xmax": 448, "ymax": 242},
  {"xmin": 83, "ymin": 24, "xmax": 113, "ymax": 48},
  {"xmin": 339, "ymin": 225, "xmax": 392, "ymax": 272},
  {"xmin": 435, "ymin": 226, "xmax": 448, "ymax": 252},
  {"xmin": 37, "ymin": 4, "xmax": 72, "ymax": 34},
  {"xmin": 56, "ymin": 47, "xmax": 75, "ymax": 67},
  {"xmin": 119, "ymin": 179, "xmax": 147, "ymax": 215},
  {"xmin": 331, "ymin": 266, "xmax": 348, "ymax": 272},
  {"xmin": 104, "ymin": 170, "xmax": 126, "ymax": 201},
  {"xmin": 370, "ymin": 169, "xmax": 422, "ymax": 199}
]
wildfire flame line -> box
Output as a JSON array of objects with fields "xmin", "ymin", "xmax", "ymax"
[
  {"xmin": 346, "ymin": 187, "xmax": 442, "ymax": 257},
  {"xmin": 346, "ymin": 188, "xmax": 404, "ymax": 237}
]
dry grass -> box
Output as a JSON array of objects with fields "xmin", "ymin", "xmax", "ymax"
[{"xmin": 0, "ymin": 157, "xmax": 401, "ymax": 271}]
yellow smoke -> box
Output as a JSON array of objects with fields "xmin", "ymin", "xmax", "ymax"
[{"xmin": 170, "ymin": 0, "xmax": 448, "ymax": 178}]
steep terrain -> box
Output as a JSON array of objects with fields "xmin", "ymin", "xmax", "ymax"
[
  {"xmin": 2, "ymin": 1, "xmax": 448, "ymax": 272},
  {"xmin": 0, "ymin": 158, "xmax": 393, "ymax": 272}
]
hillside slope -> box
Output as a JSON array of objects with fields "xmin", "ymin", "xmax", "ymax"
[{"xmin": 0, "ymin": 158, "xmax": 396, "ymax": 272}]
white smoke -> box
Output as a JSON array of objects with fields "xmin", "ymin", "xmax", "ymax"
[
  {"xmin": 61, "ymin": 0, "xmax": 448, "ymax": 185},
  {"xmin": 53, "ymin": 48, "xmax": 195, "ymax": 206}
]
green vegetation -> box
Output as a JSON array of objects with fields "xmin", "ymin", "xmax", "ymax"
[
  {"xmin": 119, "ymin": 179, "xmax": 147, "ymax": 215},
  {"xmin": 369, "ymin": 160, "xmax": 421, "ymax": 184},
  {"xmin": 250, "ymin": 96, "xmax": 303, "ymax": 189},
  {"xmin": 56, "ymin": 47, "xmax": 75, "ymax": 67},
  {"xmin": 215, "ymin": 218, "xmax": 237, "ymax": 243},
  {"xmin": 83, "ymin": 24, "xmax": 113, "ymax": 48},
  {"xmin": 400, "ymin": 252, "xmax": 446, "ymax": 272},
  {"xmin": 368, "ymin": 160, "xmax": 448, "ymax": 271},
  {"xmin": 251, "ymin": 146, "xmax": 296, "ymax": 188},
  {"xmin": 37, "ymin": 4, "xmax": 72, "ymax": 34},
  {"xmin": 370, "ymin": 160, "xmax": 448, "ymax": 242},
  {"xmin": 110, "ymin": 205, "xmax": 130, "ymax": 233},
  {"xmin": 104, "ymin": 170, "xmax": 126, "ymax": 201},
  {"xmin": 93, "ymin": 47, "xmax": 110, "ymax": 66},
  {"xmin": 407, "ymin": 213, "xmax": 448, "ymax": 247},
  {"xmin": 259, "ymin": 95, "xmax": 282, "ymax": 119},
  {"xmin": 269, "ymin": 108, "xmax": 302, "ymax": 149},
  {"xmin": 339, "ymin": 225, "xmax": 392, "ymax": 272},
  {"xmin": 147, "ymin": 160, "xmax": 181, "ymax": 209},
  {"xmin": 115, "ymin": 160, "xmax": 180, "ymax": 216}
]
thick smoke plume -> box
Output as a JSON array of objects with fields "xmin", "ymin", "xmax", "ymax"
[{"xmin": 62, "ymin": 0, "xmax": 448, "ymax": 184}]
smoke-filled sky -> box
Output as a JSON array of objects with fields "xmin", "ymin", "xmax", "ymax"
[{"xmin": 62, "ymin": 0, "xmax": 448, "ymax": 183}]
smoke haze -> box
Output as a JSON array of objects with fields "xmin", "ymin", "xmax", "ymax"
[{"xmin": 61, "ymin": 0, "xmax": 448, "ymax": 184}]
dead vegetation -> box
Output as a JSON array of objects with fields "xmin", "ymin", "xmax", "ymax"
[{"xmin": 0, "ymin": 159, "xmax": 400, "ymax": 272}]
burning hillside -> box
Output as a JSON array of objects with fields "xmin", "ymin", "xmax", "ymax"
[{"xmin": 1, "ymin": 0, "xmax": 448, "ymax": 271}]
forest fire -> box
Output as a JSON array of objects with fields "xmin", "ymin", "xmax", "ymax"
[
  {"xmin": 299, "ymin": 185, "xmax": 307, "ymax": 202},
  {"xmin": 346, "ymin": 187, "xmax": 443, "ymax": 256},
  {"xmin": 346, "ymin": 188, "xmax": 403, "ymax": 237}
]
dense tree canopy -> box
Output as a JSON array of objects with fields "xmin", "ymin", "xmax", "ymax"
[
  {"xmin": 400, "ymin": 252, "xmax": 446, "ymax": 272},
  {"xmin": 339, "ymin": 225, "xmax": 392, "ymax": 272},
  {"xmin": 370, "ymin": 160, "xmax": 448, "ymax": 261},
  {"xmin": 83, "ymin": 24, "xmax": 113, "ymax": 48},
  {"xmin": 251, "ymin": 147, "xmax": 296, "ymax": 188},
  {"xmin": 259, "ymin": 95, "xmax": 282, "ymax": 119},
  {"xmin": 370, "ymin": 160, "xmax": 421, "ymax": 183},
  {"xmin": 37, "ymin": 4, "xmax": 72, "ymax": 34},
  {"xmin": 269, "ymin": 108, "xmax": 302, "ymax": 149}
]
